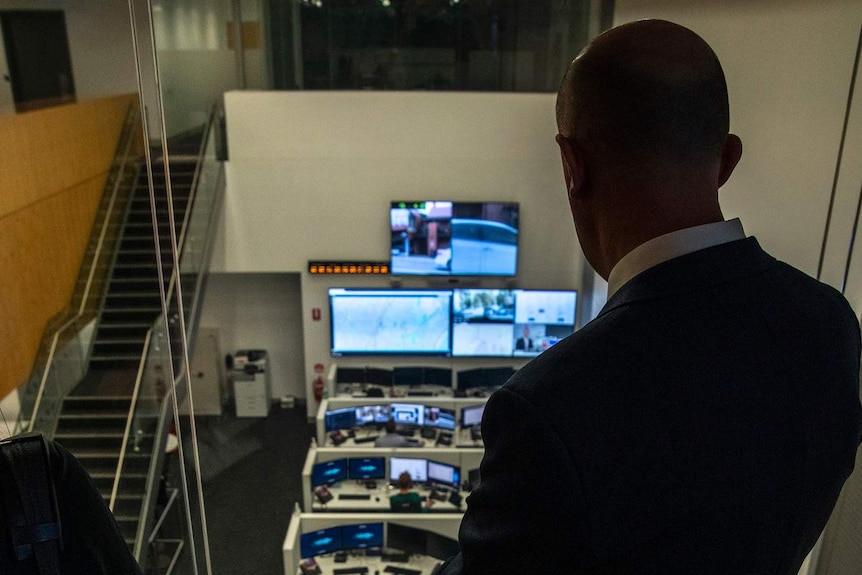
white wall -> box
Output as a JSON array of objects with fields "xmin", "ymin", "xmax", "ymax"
[
  {"xmin": 218, "ymin": 91, "xmax": 583, "ymax": 416},
  {"xmin": 614, "ymin": 0, "xmax": 862, "ymax": 282},
  {"xmin": 0, "ymin": 0, "xmax": 138, "ymax": 99}
]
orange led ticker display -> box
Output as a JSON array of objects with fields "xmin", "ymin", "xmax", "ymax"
[{"xmin": 308, "ymin": 261, "xmax": 390, "ymax": 275}]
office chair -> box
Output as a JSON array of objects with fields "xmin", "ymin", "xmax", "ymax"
[{"xmin": 390, "ymin": 498, "xmax": 422, "ymax": 513}]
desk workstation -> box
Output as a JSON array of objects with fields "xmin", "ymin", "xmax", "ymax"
[
  {"xmin": 302, "ymin": 447, "xmax": 482, "ymax": 513},
  {"xmin": 316, "ymin": 398, "xmax": 488, "ymax": 449},
  {"xmin": 284, "ymin": 508, "xmax": 463, "ymax": 575}
]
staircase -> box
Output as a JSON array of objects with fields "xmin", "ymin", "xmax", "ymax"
[{"xmin": 52, "ymin": 149, "xmax": 199, "ymax": 547}]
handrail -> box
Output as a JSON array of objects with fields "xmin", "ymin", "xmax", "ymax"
[
  {"xmin": 25, "ymin": 103, "xmax": 141, "ymax": 432},
  {"xmin": 109, "ymin": 328, "xmax": 152, "ymax": 510}
]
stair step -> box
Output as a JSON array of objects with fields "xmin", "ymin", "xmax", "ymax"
[
  {"xmin": 56, "ymin": 413, "xmax": 129, "ymax": 433},
  {"xmin": 62, "ymin": 396, "xmax": 133, "ymax": 414}
]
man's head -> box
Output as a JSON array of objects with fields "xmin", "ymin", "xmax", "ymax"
[
  {"xmin": 398, "ymin": 471, "xmax": 413, "ymax": 490},
  {"xmin": 555, "ymin": 20, "xmax": 743, "ymax": 278}
]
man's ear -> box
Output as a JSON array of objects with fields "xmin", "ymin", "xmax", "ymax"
[
  {"xmin": 556, "ymin": 134, "xmax": 585, "ymax": 202},
  {"xmin": 718, "ymin": 134, "xmax": 743, "ymax": 188}
]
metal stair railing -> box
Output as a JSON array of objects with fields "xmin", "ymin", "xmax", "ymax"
[
  {"xmin": 111, "ymin": 102, "xmax": 226, "ymax": 569},
  {"xmin": 16, "ymin": 103, "xmax": 144, "ymax": 436}
]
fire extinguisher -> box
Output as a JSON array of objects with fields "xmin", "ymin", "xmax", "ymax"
[{"xmin": 313, "ymin": 376, "xmax": 325, "ymax": 403}]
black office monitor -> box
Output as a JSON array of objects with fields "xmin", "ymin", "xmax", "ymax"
[
  {"xmin": 390, "ymin": 403, "xmax": 424, "ymax": 427},
  {"xmin": 483, "ymin": 367, "xmax": 515, "ymax": 387},
  {"xmin": 456, "ymin": 368, "xmax": 486, "ymax": 391},
  {"xmin": 425, "ymin": 367, "xmax": 452, "ymax": 387},
  {"xmin": 324, "ymin": 407, "xmax": 357, "ymax": 432},
  {"xmin": 424, "ymin": 406, "xmax": 456, "ymax": 431},
  {"xmin": 336, "ymin": 367, "xmax": 366, "ymax": 384},
  {"xmin": 342, "ymin": 522, "xmax": 384, "ymax": 550},
  {"xmin": 392, "ymin": 367, "xmax": 424, "ymax": 387},
  {"xmin": 312, "ymin": 459, "xmax": 348, "ymax": 486},
  {"xmin": 365, "ymin": 367, "xmax": 394, "ymax": 386},
  {"xmin": 427, "ymin": 460, "xmax": 461, "ymax": 489},
  {"xmin": 348, "ymin": 457, "xmax": 386, "ymax": 480},
  {"xmin": 300, "ymin": 527, "xmax": 342, "ymax": 558},
  {"xmin": 425, "ymin": 531, "xmax": 461, "ymax": 561},
  {"xmin": 329, "ymin": 288, "xmax": 453, "ymax": 356},
  {"xmin": 386, "ymin": 523, "xmax": 427, "ymax": 556},
  {"xmin": 461, "ymin": 405, "xmax": 485, "ymax": 429},
  {"xmin": 389, "ymin": 457, "xmax": 428, "ymax": 483}
]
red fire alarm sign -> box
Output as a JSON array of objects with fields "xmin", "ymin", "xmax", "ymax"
[{"xmin": 312, "ymin": 308, "xmax": 321, "ymax": 321}]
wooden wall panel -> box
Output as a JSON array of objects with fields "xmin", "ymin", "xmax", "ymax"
[{"xmin": 0, "ymin": 94, "xmax": 137, "ymax": 400}]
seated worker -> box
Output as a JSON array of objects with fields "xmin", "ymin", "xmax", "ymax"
[
  {"xmin": 390, "ymin": 472, "xmax": 434, "ymax": 512},
  {"xmin": 374, "ymin": 419, "xmax": 424, "ymax": 448}
]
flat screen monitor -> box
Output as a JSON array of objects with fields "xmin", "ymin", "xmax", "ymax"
[
  {"xmin": 427, "ymin": 460, "xmax": 460, "ymax": 489},
  {"xmin": 386, "ymin": 523, "xmax": 427, "ymax": 557},
  {"xmin": 329, "ymin": 289, "xmax": 453, "ymax": 356},
  {"xmin": 424, "ymin": 407, "xmax": 456, "ymax": 431},
  {"xmin": 390, "ymin": 403, "xmax": 425, "ymax": 427},
  {"xmin": 456, "ymin": 368, "xmax": 487, "ymax": 390},
  {"xmin": 354, "ymin": 404, "xmax": 389, "ymax": 426},
  {"xmin": 425, "ymin": 531, "xmax": 461, "ymax": 561},
  {"xmin": 348, "ymin": 457, "xmax": 386, "ymax": 480},
  {"xmin": 483, "ymin": 367, "xmax": 515, "ymax": 387},
  {"xmin": 365, "ymin": 367, "xmax": 394, "ymax": 386},
  {"xmin": 392, "ymin": 367, "xmax": 424, "ymax": 387},
  {"xmin": 390, "ymin": 201, "xmax": 519, "ymax": 277},
  {"xmin": 324, "ymin": 407, "xmax": 356, "ymax": 432},
  {"xmin": 300, "ymin": 527, "xmax": 342, "ymax": 558},
  {"xmin": 425, "ymin": 367, "xmax": 452, "ymax": 387},
  {"xmin": 452, "ymin": 289, "xmax": 577, "ymax": 357},
  {"xmin": 342, "ymin": 523, "xmax": 384, "ymax": 550},
  {"xmin": 389, "ymin": 457, "xmax": 428, "ymax": 483},
  {"xmin": 312, "ymin": 459, "xmax": 348, "ymax": 486},
  {"xmin": 336, "ymin": 367, "xmax": 366, "ymax": 384},
  {"xmin": 461, "ymin": 405, "xmax": 485, "ymax": 429}
]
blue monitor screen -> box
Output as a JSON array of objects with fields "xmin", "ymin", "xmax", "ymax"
[
  {"xmin": 389, "ymin": 457, "xmax": 428, "ymax": 483},
  {"xmin": 390, "ymin": 403, "xmax": 425, "ymax": 427},
  {"xmin": 390, "ymin": 201, "xmax": 520, "ymax": 277},
  {"xmin": 300, "ymin": 527, "xmax": 342, "ymax": 558},
  {"xmin": 312, "ymin": 459, "xmax": 348, "ymax": 486},
  {"xmin": 424, "ymin": 407, "xmax": 456, "ymax": 431},
  {"xmin": 324, "ymin": 407, "xmax": 357, "ymax": 432},
  {"xmin": 348, "ymin": 457, "xmax": 386, "ymax": 480},
  {"xmin": 427, "ymin": 460, "xmax": 460, "ymax": 489},
  {"xmin": 461, "ymin": 405, "xmax": 485, "ymax": 429},
  {"xmin": 354, "ymin": 404, "xmax": 389, "ymax": 426},
  {"xmin": 342, "ymin": 523, "xmax": 384, "ymax": 550},
  {"xmin": 330, "ymin": 289, "xmax": 453, "ymax": 356}
]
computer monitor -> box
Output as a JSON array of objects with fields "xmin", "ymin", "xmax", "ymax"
[
  {"xmin": 354, "ymin": 404, "xmax": 389, "ymax": 427},
  {"xmin": 329, "ymin": 288, "xmax": 453, "ymax": 356},
  {"xmin": 365, "ymin": 367, "xmax": 394, "ymax": 386},
  {"xmin": 341, "ymin": 523, "xmax": 384, "ymax": 550},
  {"xmin": 483, "ymin": 367, "xmax": 515, "ymax": 387},
  {"xmin": 427, "ymin": 460, "xmax": 460, "ymax": 489},
  {"xmin": 392, "ymin": 367, "xmax": 424, "ymax": 387},
  {"xmin": 425, "ymin": 367, "xmax": 452, "ymax": 387},
  {"xmin": 300, "ymin": 527, "xmax": 342, "ymax": 558},
  {"xmin": 390, "ymin": 403, "xmax": 425, "ymax": 427},
  {"xmin": 456, "ymin": 368, "xmax": 486, "ymax": 391},
  {"xmin": 423, "ymin": 406, "xmax": 456, "ymax": 431},
  {"xmin": 348, "ymin": 457, "xmax": 386, "ymax": 480},
  {"xmin": 386, "ymin": 523, "xmax": 427, "ymax": 556},
  {"xmin": 461, "ymin": 405, "xmax": 485, "ymax": 429},
  {"xmin": 336, "ymin": 367, "xmax": 366, "ymax": 384},
  {"xmin": 389, "ymin": 457, "xmax": 428, "ymax": 483},
  {"xmin": 312, "ymin": 459, "xmax": 348, "ymax": 486},
  {"xmin": 324, "ymin": 407, "xmax": 356, "ymax": 432},
  {"xmin": 425, "ymin": 531, "xmax": 460, "ymax": 561}
]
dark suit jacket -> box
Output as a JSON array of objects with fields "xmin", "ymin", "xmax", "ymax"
[{"xmin": 438, "ymin": 238, "xmax": 862, "ymax": 575}]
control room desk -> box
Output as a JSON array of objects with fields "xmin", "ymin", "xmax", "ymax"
[
  {"xmin": 302, "ymin": 554, "xmax": 443, "ymax": 575},
  {"xmin": 312, "ymin": 482, "xmax": 468, "ymax": 513},
  {"xmin": 324, "ymin": 428, "xmax": 483, "ymax": 450}
]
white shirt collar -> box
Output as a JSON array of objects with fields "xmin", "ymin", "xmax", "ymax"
[{"xmin": 606, "ymin": 218, "xmax": 746, "ymax": 299}]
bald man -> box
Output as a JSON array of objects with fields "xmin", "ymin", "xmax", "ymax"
[{"xmin": 436, "ymin": 20, "xmax": 862, "ymax": 575}]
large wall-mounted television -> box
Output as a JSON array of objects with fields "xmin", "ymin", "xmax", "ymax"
[
  {"xmin": 452, "ymin": 289, "xmax": 577, "ymax": 357},
  {"xmin": 330, "ymin": 288, "xmax": 453, "ymax": 356},
  {"xmin": 390, "ymin": 201, "xmax": 520, "ymax": 276}
]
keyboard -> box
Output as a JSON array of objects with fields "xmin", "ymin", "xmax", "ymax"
[
  {"xmin": 338, "ymin": 493, "xmax": 372, "ymax": 500},
  {"xmin": 333, "ymin": 568, "xmax": 369, "ymax": 575},
  {"xmin": 430, "ymin": 490, "xmax": 448, "ymax": 502},
  {"xmin": 354, "ymin": 435, "xmax": 379, "ymax": 444},
  {"xmin": 383, "ymin": 566, "xmax": 421, "ymax": 575},
  {"xmin": 406, "ymin": 390, "xmax": 434, "ymax": 396}
]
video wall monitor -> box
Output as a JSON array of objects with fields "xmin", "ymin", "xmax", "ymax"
[
  {"xmin": 329, "ymin": 289, "xmax": 453, "ymax": 356},
  {"xmin": 312, "ymin": 458, "xmax": 348, "ymax": 486},
  {"xmin": 348, "ymin": 457, "xmax": 386, "ymax": 480},
  {"xmin": 390, "ymin": 403, "xmax": 425, "ymax": 427},
  {"xmin": 424, "ymin": 407, "xmax": 456, "ymax": 431},
  {"xmin": 389, "ymin": 457, "xmax": 428, "ymax": 483},
  {"xmin": 354, "ymin": 404, "xmax": 390, "ymax": 427},
  {"xmin": 342, "ymin": 523, "xmax": 384, "ymax": 550},
  {"xmin": 324, "ymin": 407, "xmax": 357, "ymax": 432},
  {"xmin": 301, "ymin": 527, "xmax": 342, "ymax": 558},
  {"xmin": 461, "ymin": 405, "xmax": 485, "ymax": 429},
  {"xmin": 390, "ymin": 201, "xmax": 519, "ymax": 277},
  {"xmin": 452, "ymin": 289, "xmax": 577, "ymax": 357},
  {"xmin": 428, "ymin": 460, "xmax": 461, "ymax": 489}
]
